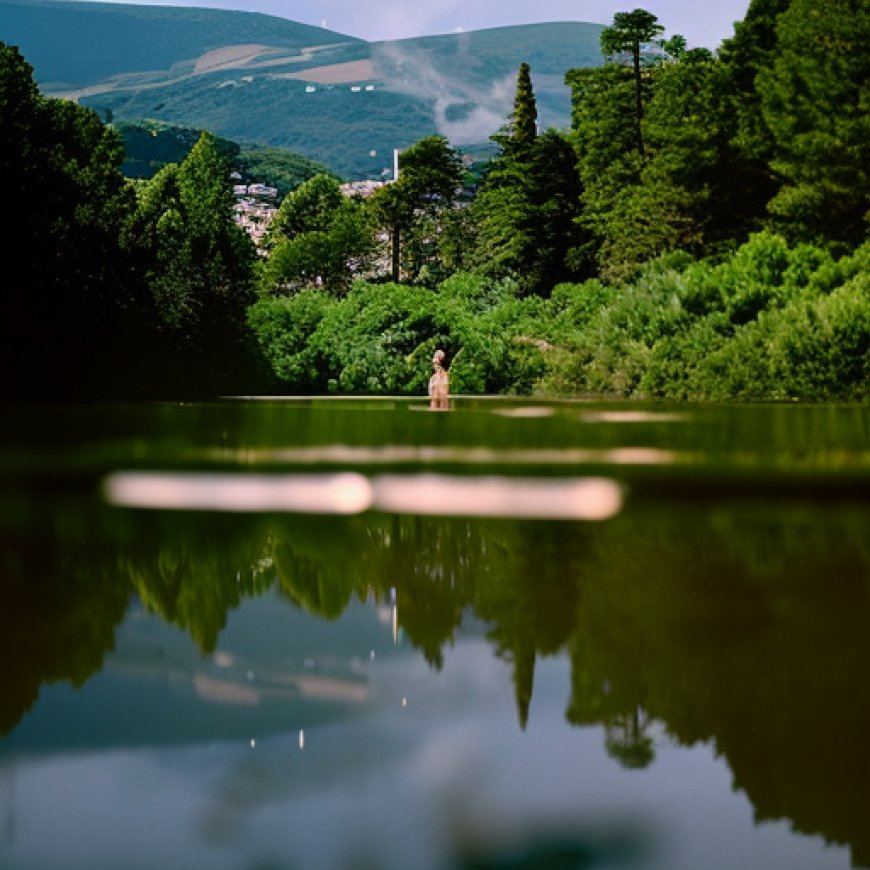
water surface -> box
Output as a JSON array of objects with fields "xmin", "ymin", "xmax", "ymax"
[{"xmin": 1, "ymin": 397, "xmax": 868, "ymax": 869}]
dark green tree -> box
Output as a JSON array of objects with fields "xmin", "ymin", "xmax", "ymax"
[
  {"xmin": 133, "ymin": 131, "xmax": 259, "ymax": 389},
  {"xmin": 599, "ymin": 8, "xmax": 665, "ymax": 158},
  {"xmin": 261, "ymin": 174, "xmax": 375, "ymax": 294},
  {"xmin": 470, "ymin": 63, "xmax": 588, "ymax": 294},
  {"xmin": 370, "ymin": 135, "xmax": 463, "ymax": 283},
  {"xmin": 757, "ymin": 0, "xmax": 870, "ymax": 245},
  {"xmin": 267, "ymin": 172, "xmax": 343, "ymax": 239},
  {"xmin": 524, "ymin": 130, "xmax": 588, "ymax": 291},
  {"xmin": 510, "ymin": 62, "xmax": 538, "ymax": 151},
  {"xmin": 0, "ymin": 41, "xmax": 146, "ymax": 397},
  {"xmin": 715, "ymin": 0, "xmax": 794, "ymax": 243},
  {"xmin": 566, "ymin": 63, "xmax": 640, "ymax": 272},
  {"xmin": 471, "ymin": 129, "xmax": 587, "ymax": 295},
  {"xmin": 594, "ymin": 48, "xmax": 726, "ymax": 274}
]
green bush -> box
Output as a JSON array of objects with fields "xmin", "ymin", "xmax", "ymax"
[
  {"xmin": 247, "ymin": 290, "xmax": 335, "ymax": 389},
  {"xmin": 246, "ymin": 238, "xmax": 870, "ymax": 402}
]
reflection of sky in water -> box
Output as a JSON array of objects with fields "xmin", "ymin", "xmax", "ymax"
[{"xmin": 0, "ymin": 600, "xmax": 853, "ymax": 870}]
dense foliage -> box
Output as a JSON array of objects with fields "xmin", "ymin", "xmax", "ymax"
[
  {"xmin": 259, "ymin": 173, "xmax": 376, "ymax": 294},
  {"xmin": 2, "ymin": 42, "xmax": 266, "ymax": 398},
  {"xmin": 248, "ymin": 236, "xmax": 870, "ymax": 400},
  {"xmin": 4, "ymin": 0, "xmax": 869, "ymax": 401}
]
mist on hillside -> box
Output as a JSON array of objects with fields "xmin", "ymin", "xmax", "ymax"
[{"xmin": 372, "ymin": 40, "xmax": 514, "ymax": 144}]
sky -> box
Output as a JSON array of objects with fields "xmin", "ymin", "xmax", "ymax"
[{"xmin": 80, "ymin": 0, "xmax": 753, "ymax": 50}]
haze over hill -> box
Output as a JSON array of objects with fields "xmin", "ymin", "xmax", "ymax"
[{"xmin": 0, "ymin": 0, "xmax": 605, "ymax": 178}]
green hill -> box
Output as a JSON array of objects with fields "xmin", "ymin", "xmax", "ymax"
[
  {"xmin": 0, "ymin": 0, "xmax": 604, "ymax": 178},
  {"xmin": 116, "ymin": 120, "xmax": 331, "ymax": 195},
  {"xmin": 0, "ymin": 0, "xmax": 361, "ymax": 86}
]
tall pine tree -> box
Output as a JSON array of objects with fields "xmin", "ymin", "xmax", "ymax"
[
  {"xmin": 599, "ymin": 9, "xmax": 665, "ymax": 158},
  {"xmin": 472, "ymin": 66, "xmax": 586, "ymax": 294}
]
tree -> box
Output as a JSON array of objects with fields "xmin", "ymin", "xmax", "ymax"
[
  {"xmin": 599, "ymin": 8, "xmax": 665, "ymax": 158},
  {"xmin": 472, "ymin": 66, "xmax": 588, "ymax": 294},
  {"xmin": 267, "ymin": 172, "xmax": 343, "ymax": 240},
  {"xmin": 261, "ymin": 174, "xmax": 375, "ymax": 294},
  {"xmin": 0, "ymin": 41, "xmax": 146, "ymax": 396},
  {"xmin": 472, "ymin": 131, "xmax": 587, "ymax": 294},
  {"xmin": 176, "ymin": 131, "xmax": 256, "ymax": 324},
  {"xmin": 370, "ymin": 135, "xmax": 463, "ymax": 283},
  {"xmin": 757, "ymin": 0, "xmax": 870, "ymax": 245},
  {"xmin": 510, "ymin": 62, "xmax": 538, "ymax": 151},
  {"xmin": 566, "ymin": 63, "xmax": 641, "ymax": 272},
  {"xmin": 133, "ymin": 131, "xmax": 259, "ymax": 388},
  {"xmin": 594, "ymin": 48, "xmax": 727, "ymax": 274},
  {"xmin": 715, "ymin": 0, "xmax": 794, "ymax": 243}
]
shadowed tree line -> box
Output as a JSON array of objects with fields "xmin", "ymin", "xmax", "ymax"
[{"xmin": 1, "ymin": 42, "xmax": 266, "ymax": 400}]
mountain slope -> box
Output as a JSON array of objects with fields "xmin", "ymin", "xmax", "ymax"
[
  {"xmin": 0, "ymin": 0, "xmax": 361, "ymax": 86},
  {"xmin": 0, "ymin": 0, "xmax": 604, "ymax": 178}
]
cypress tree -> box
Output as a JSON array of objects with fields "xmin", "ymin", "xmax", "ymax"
[{"xmin": 511, "ymin": 62, "xmax": 538, "ymax": 149}]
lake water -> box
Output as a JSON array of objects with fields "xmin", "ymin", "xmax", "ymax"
[{"xmin": 1, "ymin": 397, "xmax": 869, "ymax": 870}]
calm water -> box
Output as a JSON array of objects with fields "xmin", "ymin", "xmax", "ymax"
[{"xmin": 1, "ymin": 397, "xmax": 869, "ymax": 870}]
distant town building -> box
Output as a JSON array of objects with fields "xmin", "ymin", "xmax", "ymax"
[
  {"xmin": 247, "ymin": 182, "xmax": 278, "ymax": 199},
  {"xmin": 231, "ymin": 177, "xmax": 279, "ymax": 255},
  {"xmin": 339, "ymin": 179, "xmax": 386, "ymax": 198}
]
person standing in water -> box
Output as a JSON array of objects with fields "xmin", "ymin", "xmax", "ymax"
[{"xmin": 429, "ymin": 349, "xmax": 450, "ymax": 409}]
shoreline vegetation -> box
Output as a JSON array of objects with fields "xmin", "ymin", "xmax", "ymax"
[
  {"xmin": 248, "ymin": 236, "xmax": 870, "ymax": 401},
  {"xmin": 2, "ymin": 0, "xmax": 868, "ymax": 403}
]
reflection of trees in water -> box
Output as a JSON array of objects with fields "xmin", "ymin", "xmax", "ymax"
[
  {"xmin": 566, "ymin": 504, "xmax": 870, "ymax": 869},
  {"xmin": 0, "ymin": 500, "xmax": 131, "ymax": 735},
  {"xmin": 122, "ymin": 512, "xmax": 273, "ymax": 652},
  {"xmin": 604, "ymin": 708, "xmax": 655, "ymax": 769},
  {"xmin": 6, "ymin": 498, "xmax": 870, "ymax": 866}
]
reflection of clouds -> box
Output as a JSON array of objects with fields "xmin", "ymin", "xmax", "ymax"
[
  {"xmin": 2, "ymin": 648, "xmax": 852, "ymax": 870},
  {"xmin": 191, "ymin": 671, "xmax": 369, "ymax": 706},
  {"xmin": 194, "ymin": 674, "xmax": 259, "ymax": 706}
]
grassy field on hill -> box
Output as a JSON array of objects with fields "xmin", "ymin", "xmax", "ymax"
[
  {"xmin": 0, "ymin": 0, "xmax": 603, "ymax": 177},
  {"xmin": 0, "ymin": 0, "xmax": 360, "ymax": 85}
]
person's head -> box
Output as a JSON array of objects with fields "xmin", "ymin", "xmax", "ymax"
[{"xmin": 432, "ymin": 349, "xmax": 445, "ymax": 367}]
